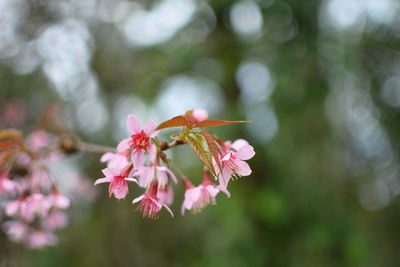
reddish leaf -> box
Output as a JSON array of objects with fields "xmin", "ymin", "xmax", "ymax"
[
  {"xmin": 0, "ymin": 129, "xmax": 23, "ymax": 140},
  {"xmin": 0, "ymin": 150, "xmax": 15, "ymax": 167},
  {"xmin": 200, "ymin": 131, "xmax": 222, "ymax": 173},
  {"xmin": 0, "ymin": 140, "xmax": 19, "ymax": 150},
  {"xmin": 156, "ymin": 116, "xmax": 190, "ymax": 130},
  {"xmin": 195, "ymin": 120, "xmax": 251, "ymax": 128}
]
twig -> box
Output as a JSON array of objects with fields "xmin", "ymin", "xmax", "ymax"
[{"xmin": 76, "ymin": 140, "xmax": 116, "ymax": 153}]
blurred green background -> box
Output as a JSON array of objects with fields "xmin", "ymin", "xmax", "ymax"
[{"xmin": 1, "ymin": 0, "xmax": 400, "ymax": 266}]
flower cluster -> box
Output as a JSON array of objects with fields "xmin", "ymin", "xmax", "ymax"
[
  {"xmin": 95, "ymin": 110, "xmax": 255, "ymax": 218},
  {"xmin": 0, "ymin": 130, "xmax": 71, "ymax": 248}
]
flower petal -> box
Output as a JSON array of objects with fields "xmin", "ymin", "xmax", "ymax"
[
  {"xmin": 144, "ymin": 121, "xmax": 158, "ymax": 137},
  {"xmin": 235, "ymin": 161, "xmax": 252, "ymax": 176},
  {"xmin": 236, "ymin": 145, "xmax": 255, "ymax": 160},
  {"xmin": 127, "ymin": 115, "xmax": 141, "ymax": 133},
  {"xmin": 131, "ymin": 151, "xmax": 145, "ymax": 169},
  {"xmin": 124, "ymin": 177, "xmax": 138, "ymax": 183},
  {"xmin": 117, "ymin": 138, "xmax": 131, "ymax": 152},
  {"xmin": 162, "ymin": 203, "xmax": 174, "ymax": 217},
  {"xmin": 132, "ymin": 195, "xmax": 144, "ymax": 204},
  {"xmin": 231, "ymin": 139, "xmax": 249, "ymax": 151},
  {"xmin": 148, "ymin": 143, "xmax": 156, "ymax": 162},
  {"xmin": 100, "ymin": 152, "xmax": 114, "ymax": 162},
  {"xmin": 94, "ymin": 177, "xmax": 112, "ymax": 185}
]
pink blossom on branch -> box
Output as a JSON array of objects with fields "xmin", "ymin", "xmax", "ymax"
[
  {"xmin": 117, "ymin": 115, "xmax": 158, "ymax": 169},
  {"xmin": 100, "ymin": 151, "xmax": 129, "ymax": 169},
  {"xmin": 218, "ymin": 139, "xmax": 255, "ymax": 188},
  {"xmin": 132, "ymin": 181, "xmax": 173, "ymax": 218},
  {"xmin": 132, "ymin": 165, "xmax": 177, "ymax": 189},
  {"xmin": 0, "ymin": 171, "xmax": 19, "ymax": 195},
  {"xmin": 181, "ymin": 172, "xmax": 230, "ymax": 215},
  {"xmin": 95, "ymin": 164, "xmax": 137, "ymax": 199}
]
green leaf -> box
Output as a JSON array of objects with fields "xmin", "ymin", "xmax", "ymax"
[
  {"xmin": 185, "ymin": 131, "xmax": 216, "ymax": 175},
  {"xmin": 200, "ymin": 131, "xmax": 222, "ymax": 173}
]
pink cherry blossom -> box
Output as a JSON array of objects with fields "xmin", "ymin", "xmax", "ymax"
[
  {"xmin": 192, "ymin": 109, "xmax": 208, "ymax": 122},
  {"xmin": 219, "ymin": 139, "xmax": 255, "ymax": 188},
  {"xmin": 42, "ymin": 211, "xmax": 69, "ymax": 230},
  {"xmin": 132, "ymin": 165, "xmax": 177, "ymax": 189},
  {"xmin": 117, "ymin": 115, "xmax": 158, "ymax": 169},
  {"xmin": 30, "ymin": 166, "xmax": 53, "ymax": 191},
  {"xmin": 95, "ymin": 165, "xmax": 137, "ymax": 199},
  {"xmin": 181, "ymin": 173, "xmax": 229, "ymax": 215},
  {"xmin": 2, "ymin": 220, "xmax": 29, "ymax": 242},
  {"xmin": 49, "ymin": 188, "xmax": 70, "ymax": 209},
  {"xmin": 132, "ymin": 181, "xmax": 173, "ymax": 218},
  {"xmin": 0, "ymin": 171, "xmax": 19, "ymax": 195},
  {"xmin": 26, "ymin": 230, "xmax": 58, "ymax": 249},
  {"xmin": 100, "ymin": 152, "xmax": 129, "ymax": 169},
  {"xmin": 3, "ymin": 194, "xmax": 27, "ymax": 217},
  {"xmin": 157, "ymin": 185, "xmax": 174, "ymax": 206},
  {"xmin": 26, "ymin": 130, "xmax": 61, "ymax": 162},
  {"xmin": 20, "ymin": 193, "xmax": 52, "ymax": 222}
]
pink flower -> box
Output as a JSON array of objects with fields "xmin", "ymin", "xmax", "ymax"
[
  {"xmin": 100, "ymin": 152, "xmax": 129, "ymax": 169},
  {"xmin": 181, "ymin": 173, "xmax": 229, "ymax": 215},
  {"xmin": 132, "ymin": 165, "xmax": 177, "ymax": 189},
  {"xmin": 0, "ymin": 171, "xmax": 19, "ymax": 195},
  {"xmin": 95, "ymin": 165, "xmax": 137, "ymax": 199},
  {"xmin": 20, "ymin": 193, "xmax": 52, "ymax": 222},
  {"xmin": 3, "ymin": 194, "xmax": 27, "ymax": 217},
  {"xmin": 30, "ymin": 167, "xmax": 53, "ymax": 191},
  {"xmin": 2, "ymin": 220, "xmax": 29, "ymax": 242},
  {"xmin": 26, "ymin": 130, "xmax": 61, "ymax": 162},
  {"xmin": 219, "ymin": 139, "xmax": 255, "ymax": 188},
  {"xmin": 117, "ymin": 115, "xmax": 158, "ymax": 169},
  {"xmin": 192, "ymin": 109, "xmax": 208, "ymax": 122},
  {"xmin": 26, "ymin": 130, "xmax": 52, "ymax": 152},
  {"xmin": 132, "ymin": 182, "xmax": 173, "ymax": 218},
  {"xmin": 48, "ymin": 188, "xmax": 70, "ymax": 209},
  {"xmin": 42, "ymin": 211, "xmax": 68, "ymax": 230},
  {"xmin": 157, "ymin": 185, "xmax": 174, "ymax": 206},
  {"xmin": 26, "ymin": 230, "xmax": 58, "ymax": 249}
]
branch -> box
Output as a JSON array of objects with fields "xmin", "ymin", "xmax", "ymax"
[{"xmin": 76, "ymin": 140, "xmax": 116, "ymax": 154}]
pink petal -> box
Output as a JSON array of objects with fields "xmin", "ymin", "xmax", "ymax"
[
  {"xmin": 205, "ymin": 185, "xmax": 219, "ymax": 197},
  {"xmin": 127, "ymin": 115, "xmax": 141, "ymax": 133},
  {"xmin": 156, "ymin": 170, "xmax": 168, "ymax": 187},
  {"xmin": 220, "ymin": 168, "xmax": 232, "ymax": 188},
  {"xmin": 132, "ymin": 195, "xmax": 144, "ymax": 204},
  {"xmin": 221, "ymin": 152, "xmax": 232, "ymax": 161},
  {"xmin": 100, "ymin": 152, "xmax": 114, "ymax": 162},
  {"xmin": 235, "ymin": 161, "xmax": 252, "ymax": 176},
  {"xmin": 148, "ymin": 144, "xmax": 156, "ymax": 162},
  {"xmin": 124, "ymin": 177, "xmax": 138, "ymax": 183},
  {"xmin": 159, "ymin": 166, "xmax": 177, "ymax": 184},
  {"xmin": 162, "ymin": 203, "xmax": 174, "ymax": 217},
  {"xmin": 236, "ymin": 145, "xmax": 255, "ymax": 160},
  {"xmin": 131, "ymin": 151, "xmax": 145, "ymax": 170},
  {"xmin": 102, "ymin": 168, "xmax": 120, "ymax": 177},
  {"xmin": 94, "ymin": 177, "xmax": 111, "ymax": 185},
  {"xmin": 117, "ymin": 138, "xmax": 131, "ymax": 152},
  {"xmin": 138, "ymin": 168, "xmax": 153, "ymax": 188},
  {"xmin": 231, "ymin": 139, "xmax": 249, "ymax": 151},
  {"xmin": 192, "ymin": 109, "xmax": 208, "ymax": 122},
  {"xmin": 218, "ymin": 185, "xmax": 231, "ymax": 198},
  {"xmin": 144, "ymin": 121, "xmax": 158, "ymax": 137}
]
